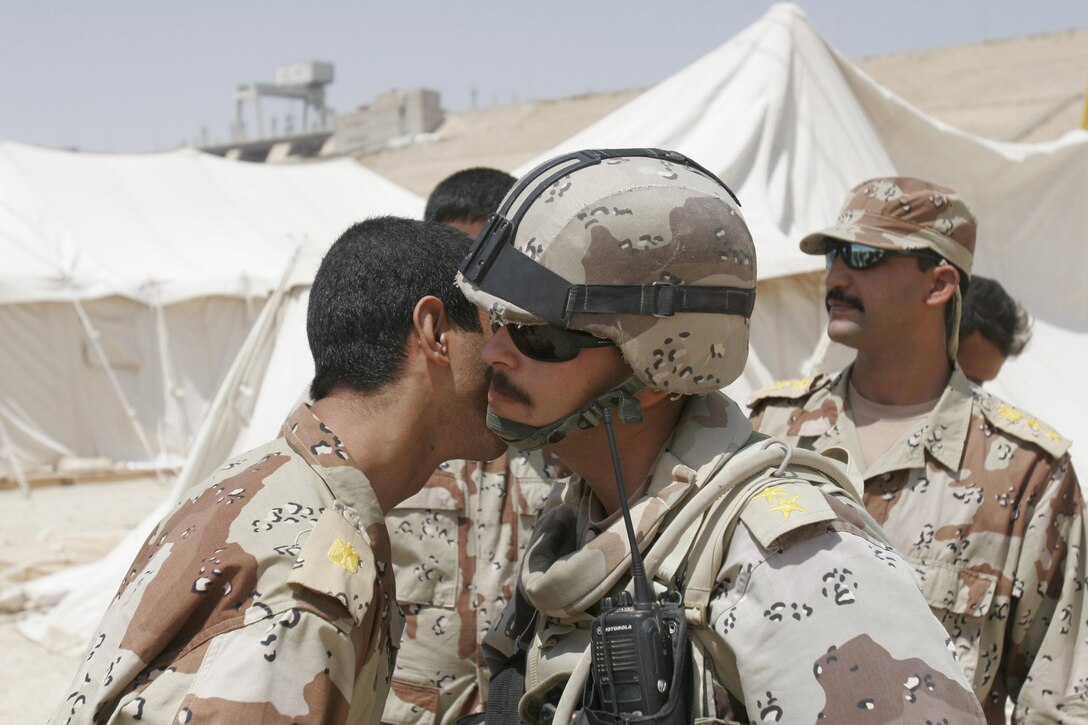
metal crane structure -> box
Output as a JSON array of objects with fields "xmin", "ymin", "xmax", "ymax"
[{"xmin": 233, "ymin": 61, "xmax": 334, "ymax": 142}]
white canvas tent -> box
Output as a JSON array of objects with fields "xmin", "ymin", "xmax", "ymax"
[
  {"xmin": 15, "ymin": 2, "xmax": 1087, "ymax": 651},
  {"xmin": 0, "ymin": 141, "xmax": 423, "ymax": 488},
  {"xmin": 12, "ymin": 257, "xmax": 321, "ymax": 651},
  {"xmin": 516, "ymin": 2, "xmax": 1088, "ymax": 473},
  {"xmin": 4, "ymin": 145, "xmax": 423, "ymax": 648}
]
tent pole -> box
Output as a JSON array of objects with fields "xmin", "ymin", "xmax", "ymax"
[
  {"xmin": 169, "ymin": 246, "xmax": 302, "ymax": 502},
  {"xmin": 801, "ymin": 329, "xmax": 833, "ymax": 378},
  {"xmin": 1082, "ymin": 78, "xmax": 1088, "ymax": 130},
  {"xmin": 0, "ymin": 410, "xmax": 31, "ymax": 496},
  {"xmin": 150, "ymin": 287, "xmax": 191, "ymax": 460},
  {"xmin": 71, "ymin": 298, "xmax": 166, "ymax": 485}
]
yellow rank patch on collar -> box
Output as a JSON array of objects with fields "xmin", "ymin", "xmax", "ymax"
[
  {"xmin": 982, "ymin": 399, "xmax": 1070, "ymax": 458},
  {"xmin": 740, "ymin": 479, "xmax": 837, "ymax": 549},
  {"xmin": 997, "ymin": 403, "xmax": 1062, "ymax": 440},
  {"xmin": 747, "ymin": 375, "xmax": 830, "ymax": 406},
  {"xmin": 328, "ymin": 538, "xmax": 362, "ymax": 574}
]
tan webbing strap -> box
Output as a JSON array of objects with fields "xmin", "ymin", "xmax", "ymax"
[
  {"xmin": 691, "ymin": 626, "xmax": 743, "ymax": 708},
  {"xmin": 651, "ymin": 504, "xmax": 705, "ymax": 596},
  {"xmin": 682, "ymin": 472, "xmax": 783, "ymax": 626}
]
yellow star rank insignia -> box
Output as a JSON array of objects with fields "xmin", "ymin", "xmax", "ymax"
[
  {"xmin": 755, "ymin": 485, "xmax": 789, "ymax": 503},
  {"xmin": 740, "ymin": 480, "xmax": 837, "ymax": 548},
  {"xmin": 768, "ymin": 494, "xmax": 806, "ymax": 519}
]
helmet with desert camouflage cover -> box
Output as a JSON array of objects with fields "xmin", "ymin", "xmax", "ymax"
[{"xmin": 456, "ymin": 148, "xmax": 757, "ymax": 448}]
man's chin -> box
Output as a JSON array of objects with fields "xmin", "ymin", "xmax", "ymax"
[{"xmin": 826, "ymin": 321, "xmax": 864, "ymax": 348}]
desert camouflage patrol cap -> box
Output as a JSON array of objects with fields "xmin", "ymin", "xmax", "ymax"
[
  {"xmin": 457, "ymin": 148, "xmax": 757, "ymax": 394},
  {"xmin": 802, "ymin": 176, "xmax": 976, "ymax": 359},
  {"xmin": 800, "ymin": 177, "xmax": 976, "ymax": 278}
]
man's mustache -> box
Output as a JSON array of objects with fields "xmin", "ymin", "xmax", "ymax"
[
  {"xmin": 826, "ymin": 288, "xmax": 864, "ymax": 313},
  {"xmin": 490, "ymin": 370, "xmax": 533, "ymax": 408}
]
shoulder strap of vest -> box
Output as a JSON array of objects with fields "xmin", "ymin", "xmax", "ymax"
[
  {"xmin": 652, "ymin": 431, "xmax": 768, "ymax": 594},
  {"xmin": 648, "ymin": 435, "xmax": 862, "ymax": 628}
]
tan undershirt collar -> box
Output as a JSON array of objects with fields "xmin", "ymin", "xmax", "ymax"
[{"xmin": 847, "ymin": 382, "xmax": 939, "ymax": 470}]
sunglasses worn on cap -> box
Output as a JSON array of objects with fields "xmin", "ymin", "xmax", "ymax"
[
  {"xmin": 826, "ymin": 241, "xmax": 942, "ymax": 271},
  {"xmin": 492, "ymin": 320, "xmax": 613, "ymax": 363}
]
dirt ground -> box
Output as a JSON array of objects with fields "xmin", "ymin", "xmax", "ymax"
[{"xmin": 0, "ymin": 476, "xmax": 169, "ymax": 724}]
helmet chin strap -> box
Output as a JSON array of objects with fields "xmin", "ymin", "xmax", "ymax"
[{"xmin": 486, "ymin": 376, "xmax": 646, "ymax": 451}]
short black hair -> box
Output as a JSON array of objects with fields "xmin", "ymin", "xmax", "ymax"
[
  {"xmin": 307, "ymin": 216, "xmax": 482, "ymax": 400},
  {"xmin": 959, "ymin": 275, "xmax": 1032, "ymax": 357},
  {"xmin": 424, "ymin": 167, "xmax": 516, "ymax": 225}
]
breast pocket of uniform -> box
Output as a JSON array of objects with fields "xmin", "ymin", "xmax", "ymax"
[
  {"xmin": 389, "ymin": 470, "xmax": 464, "ymax": 608},
  {"xmin": 910, "ymin": 557, "xmax": 1000, "ymax": 689}
]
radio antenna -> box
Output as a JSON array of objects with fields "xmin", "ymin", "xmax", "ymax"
[{"xmin": 601, "ymin": 406, "xmax": 653, "ymax": 609}]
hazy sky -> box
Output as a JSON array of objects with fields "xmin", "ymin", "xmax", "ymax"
[{"xmin": 3, "ymin": 1, "xmax": 1086, "ymax": 153}]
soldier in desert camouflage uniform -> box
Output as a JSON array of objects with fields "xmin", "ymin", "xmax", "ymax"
[
  {"xmin": 456, "ymin": 150, "xmax": 984, "ymax": 723},
  {"xmin": 49, "ymin": 217, "xmax": 507, "ymax": 725},
  {"xmin": 750, "ymin": 177, "xmax": 1087, "ymax": 722},
  {"xmin": 383, "ymin": 169, "xmax": 562, "ymax": 725},
  {"xmin": 385, "ymin": 453, "xmax": 558, "ymax": 723}
]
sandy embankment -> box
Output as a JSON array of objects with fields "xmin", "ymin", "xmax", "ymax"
[{"xmin": 0, "ymin": 477, "xmax": 168, "ymax": 724}]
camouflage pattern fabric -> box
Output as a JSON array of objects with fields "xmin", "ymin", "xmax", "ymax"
[
  {"xmin": 798, "ymin": 176, "xmax": 976, "ymax": 275},
  {"xmin": 381, "ymin": 451, "xmax": 558, "ymax": 724},
  {"xmin": 49, "ymin": 404, "xmax": 402, "ymax": 725},
  {"xmin": 458, "ymin": 154, "xmax": 757, "ymax": 394},
  {"xmin": 750, "ymin": 365, "xmax": 1088, "ymax": 723},
  {"xmin": 484, "ymin": 392, "xmax": 984, "ymax": 723}
]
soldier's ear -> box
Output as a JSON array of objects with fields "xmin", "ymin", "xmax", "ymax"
[
  {"xmin": 926, "ymin": 265, "xmax": 960, "ymax": 308},
  {"xmin": 412, "ymin": 296, "xmax": 451, "ymax": 366}
]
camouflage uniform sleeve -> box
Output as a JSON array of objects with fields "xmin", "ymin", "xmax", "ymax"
[
  {"xmin": 707, "ymin": 493, "xmax": 984, "ymax": 722},
  {"xmin": 1008, "ymin": 455, "xmax": 1088, "ymax": 722},
  {"xmin": 99, "ymin": 501, "xmax": 394, "ymax": 725},
  {"xmin": 108, "ymin": 604, "xmax": 377, "ymax": 725}
]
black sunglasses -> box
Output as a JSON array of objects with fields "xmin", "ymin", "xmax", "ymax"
[
  {"xmin": 492, "ymin": 320, "xmax": 613, "ymax": 363},
  {"xmin": 825, "ymin": 241, "xmax": 942, "ymax": 271}
]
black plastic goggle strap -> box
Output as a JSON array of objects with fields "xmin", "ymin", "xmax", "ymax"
[
  {"xmin": 566, "ymin": 283, "xmax": 756, "ymax": 319},
  {"xmin": 460, "ymin": 213, "xmax": 511, "ymax": 284},
  {"xmin": 459, "ymin": 232, "xmax": 577, "ymax": 325},
  {"xmin": 461, "ymin": 234, "xmax": 757, "ymax": 325}
]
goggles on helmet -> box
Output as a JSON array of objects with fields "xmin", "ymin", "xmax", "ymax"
[
  {"xmin": 492, "ymin": 320, "xmax": 613, "ymax": 363},
  {"xmin": 825, "ymin": 241, "xmax": 942, "ymax": 271},
  {"xmin": 459, "ymin": 148, "xmax": 756, "ymax": 329}
]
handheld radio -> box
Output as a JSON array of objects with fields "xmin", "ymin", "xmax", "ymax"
[{"xmin": 585, "ymin": 406, "xmax": 688, "ymax": 722}]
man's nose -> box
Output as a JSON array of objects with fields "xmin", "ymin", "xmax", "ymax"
[
  {"xmin": 482, "ymin": 324, "xmax": 519, "ymax": 368},
  {"xmin": 825, "ymin": 253, "xmax": 851, "ymax": 289}
]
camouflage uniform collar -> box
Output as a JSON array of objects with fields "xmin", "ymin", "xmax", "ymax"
[
  {"xmin": 280, "ymin": 403, "xmax": 384, "ymax": 523},
  {"xmin": 925, "ymin": 367, "xmax": 975, "ymax": 471},
  {"xmin": 810, "ymin": 370, "xmax": 862, "ymax": 466},
  {"xmin": 666, "ymin": 392, "xmax": 754, "ymax": 482},
  {"xmin": 578, "ymin": 392, "xmax": 753, "ymax": 523},
  {"xmin": 520, "ymin": 393, "xmax": 751, "ymax": 620},
  {"xmin": 837, "ymin": 365, "xmax": 973, "ymax": 478}
]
